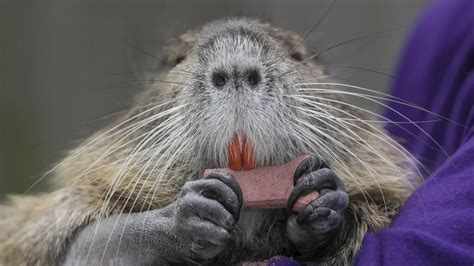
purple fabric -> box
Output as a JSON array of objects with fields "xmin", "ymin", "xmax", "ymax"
[
  {"xmin": 266, "ymin": 256, "xmax": 300, "ymax": 266},
  {"xmin": 355, "ymin": 0, "xmax": 474, "ymax": 265}
]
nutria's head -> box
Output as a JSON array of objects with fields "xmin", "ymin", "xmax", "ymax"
[{"xmin": 158, "ymin": 18, "xmax": 325, "ymax": 170}]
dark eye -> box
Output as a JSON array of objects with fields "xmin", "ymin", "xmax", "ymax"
[
  {"xmin": 290, "ymin": 52, "xmax": 303, "ymax": 61},
  {"xmin": 247, "ymin": 70, "xmax": 261, "ymax": 86},
  {"xmin": 212, "ymin": 72, "xmax": 227, "ymax": 88},
  {"xmin": 174, "ymin": 55, "xmax": 185, "ymax": 65}
]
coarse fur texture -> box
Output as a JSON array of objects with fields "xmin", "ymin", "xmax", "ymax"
[{"xmin": 0, "ymin": 18, "xmax": 419, "ymax": 265}]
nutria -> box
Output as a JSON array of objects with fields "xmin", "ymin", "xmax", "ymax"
[{"xmin": 0, "ymin": 18, "xmax": 417, "ymax": 265}]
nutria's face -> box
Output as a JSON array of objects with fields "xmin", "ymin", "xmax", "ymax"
[{"xmin": 171, "ymin": 19, "xmax": 316, "ymax": 169}]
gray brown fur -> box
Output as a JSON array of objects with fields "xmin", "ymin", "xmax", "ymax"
[{"xmin": 0, "ymin": 18, "xmax": 417, "ymax": 265}]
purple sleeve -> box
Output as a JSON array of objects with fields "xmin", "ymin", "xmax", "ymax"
[
  {"xmin": 355, "ymin": 138, "xmax": 474, "ymax": 265},
  {"xmin": 355, "ymin": 0, "xmax": 474, "ymax": 265}
]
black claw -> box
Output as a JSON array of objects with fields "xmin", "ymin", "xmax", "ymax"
[
  {"xmin": 204, "ymin": 171, "xmax": 243, "ymax": 220},
  {"xmin": 293, "ymin": 155, "xmax": 328, "ymax": 185},
  {"xmin": 287, "ymin": 182, "xmax": 315, "ymax": 212}
]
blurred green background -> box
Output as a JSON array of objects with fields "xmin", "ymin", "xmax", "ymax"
[{"xmin": 0, "ymin": 0, "xmax": 427, "ymax": 199}]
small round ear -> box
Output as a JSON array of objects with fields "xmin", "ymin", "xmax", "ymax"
[
  {"xmin": 161, "ymin": 31, "xmax": 196, "ymax": 67},
  {"xmin": 267, "ymin": 26, "xmax": 309, "ymax": 62}
]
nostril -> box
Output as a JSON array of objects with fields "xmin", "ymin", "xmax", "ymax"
[
  {"xmin": 212, "ymin": 72, "xmax": 227, "ymax": 88},
  {"xmin": 246, "ymin": 70, "xmax": 261, "ymax": 86}
]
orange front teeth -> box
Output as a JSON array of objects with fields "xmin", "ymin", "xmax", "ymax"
[
  {"xmin": 228, "ymin": 132, "xmax": 256, "ymax": 171},
  {"xmin": 228, "ymin": 133, "xmax": 243, "ymax": 171}
]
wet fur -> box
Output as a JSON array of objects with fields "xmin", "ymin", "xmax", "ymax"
[{"xmin": 0, "ymin": 18, "xmax": 417, "ymax": 265}]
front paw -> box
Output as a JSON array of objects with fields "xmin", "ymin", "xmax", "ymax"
[
  {"xmin": 174, "ymin": 171, "xmax": 243, "ymax": 261},
  {"xmin": 286, "ymin": 155, "xmax": 349, "ymax": 258}
]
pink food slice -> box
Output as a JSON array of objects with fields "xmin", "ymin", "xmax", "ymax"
[{"xmin": 203, "ymin": 155, "xmax": 320, "ymax": 213}]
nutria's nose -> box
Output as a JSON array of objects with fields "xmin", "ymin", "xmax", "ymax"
[
  {"xmin": 211, "ymin": 69, "xmax": 261, "ymax": 90},
  {"xmin": 212, "ymin": 71, "xmax": 227, "ymax": 88},
  {"xmin": 245, "ymin": 69, "xmax": 261, "ymax": 87}
]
